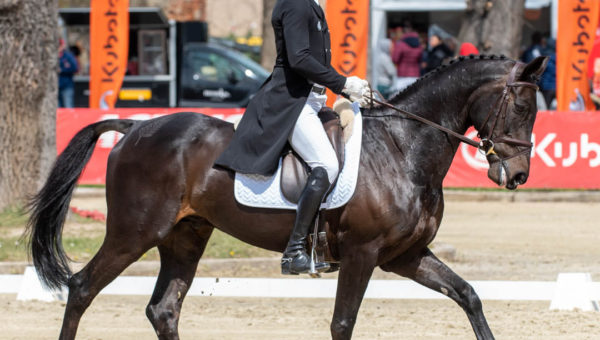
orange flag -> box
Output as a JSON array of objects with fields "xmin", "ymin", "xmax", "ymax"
[
  {"xmin": 90, "ymin": 0, "xmax": 129, "ymax": 109},
  {"xmin": 557, "ymin": 0, "xmax": 599, "ymax": 111},
  {"xmin": 325, "ymin": 0, "xmax": 369, "ymax": 106}
]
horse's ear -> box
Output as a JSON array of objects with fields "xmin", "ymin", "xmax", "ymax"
[{"xmin": 519, "ymin": 56, "xmax": 549, "ymax": 82}]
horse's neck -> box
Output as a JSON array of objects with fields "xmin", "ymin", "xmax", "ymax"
[{"xmin": 364, "ymin": 65, "xmax": 497, "ymax": 188}]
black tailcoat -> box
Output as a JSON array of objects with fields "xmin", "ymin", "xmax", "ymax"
[{"xmin": 214, "ymin": 0, "xmax": 346, "ymax": 175}]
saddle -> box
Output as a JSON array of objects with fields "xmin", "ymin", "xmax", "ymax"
[{"xmin": 281, "ymin": 107, "xmax": 345, "ymax": 204}]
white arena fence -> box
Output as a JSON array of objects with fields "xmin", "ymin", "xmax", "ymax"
[{"xmin": 1, "ymin": 267, "xmax": 598, "ymax": 312}]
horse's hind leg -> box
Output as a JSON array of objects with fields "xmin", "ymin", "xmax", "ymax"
[
  {"xmin": 146, "ymin": 217, "xmax": 213, "ymax": 340},
  {"xmin": 59, "ymin": 226, "xmax": 158, "ymax": 340},
  {"xmin": 381, "ymin": 248, "xmax": 494, "ymax": 340}
]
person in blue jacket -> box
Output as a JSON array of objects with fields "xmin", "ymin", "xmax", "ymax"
[{"xmin": 58, "ymin": 39, "xmax": 79, "ymax": 108}]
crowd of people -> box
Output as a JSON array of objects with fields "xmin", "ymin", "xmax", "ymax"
[
  {"xmin": 376, "ymin": 22, "xmax": 480, "ymax": 99},
  {"xmin": 375, "ymin": 24, "xmax": 560, "ymax": 112}
]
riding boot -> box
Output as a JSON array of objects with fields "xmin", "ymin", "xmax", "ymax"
[{"xmin": 281, "ymin": 167, "xmax": 331, "ymax": 275}]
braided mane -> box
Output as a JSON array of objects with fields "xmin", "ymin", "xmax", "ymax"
[{"xmin": 387, "ymin": 54, "xmax": 509, "ymax": 102}]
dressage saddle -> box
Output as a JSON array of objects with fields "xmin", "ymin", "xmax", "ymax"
[{"xmin": 280, "ymin": 107, "xmax": 345, "ymax": 204}]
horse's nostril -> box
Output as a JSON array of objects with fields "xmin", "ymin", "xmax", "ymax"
[{"xmin": 515, "ymin": 172, "xmax": 528, "ymax": 184}]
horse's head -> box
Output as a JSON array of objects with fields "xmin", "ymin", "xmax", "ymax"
[{"xmin": 468, "ymin": 56, "xmax": 548, "ymax": 190}]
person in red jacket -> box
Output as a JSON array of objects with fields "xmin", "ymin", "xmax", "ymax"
[{"xmin": 392, "ymin": 21, "xmax": 423, "ymax": 92}]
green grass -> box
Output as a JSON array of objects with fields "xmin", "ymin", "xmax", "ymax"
[
  {"xmin": 0, "ymin": 207, "xmax": 29, "ymax": 228},
  {"xmin": 204, "ymin": 230, "xmax": 277, "ymax": 258}
]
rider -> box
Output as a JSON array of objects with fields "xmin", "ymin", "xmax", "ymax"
[{"xmin": 215, "ymin": 0, "xmax": 371, "ymax": 275}]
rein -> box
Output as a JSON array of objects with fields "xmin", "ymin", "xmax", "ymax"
[{"xmin": 362, "ymin": 62, "xmax": 539, "ymax": 160}]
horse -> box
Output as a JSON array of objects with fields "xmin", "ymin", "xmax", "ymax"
[{"xmin": 27, "ymin": 55, "xmax": 547, "ymax": 340}]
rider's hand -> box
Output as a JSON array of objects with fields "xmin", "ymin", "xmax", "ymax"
[
  {"xmin": 358, "ymin": 87, "xmax": 374, "ymax": 108},
  {"xmin": 343, "ymin": 76, "xmax": 369, "ymax": 103}
]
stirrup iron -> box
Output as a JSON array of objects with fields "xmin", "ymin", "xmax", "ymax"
[{"xmin": 308, "ymin": 211, "xmax": 330, "ymax": 278}]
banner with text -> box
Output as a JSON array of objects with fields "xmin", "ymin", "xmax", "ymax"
[
  {"xmin": 325, "ymin": 0, "xmax": 369, "ymax": 106},
  {"xmin": 57, "ymin": 110, "xmax": 600, "ymax": 188},
  {"xmin": 57, "ymin": 108, "xmax": 244, "ymax": 184},
  {"xmin": 90, "ymin": 0, "xmax": 130, "ymax": 109},
  {"xmin": 557, "ymin": 0, "xmax": 599, "ymax": 111},
  {"xmin": 444, "ymin": 111, "xmax": 600, "ymax": 189}
]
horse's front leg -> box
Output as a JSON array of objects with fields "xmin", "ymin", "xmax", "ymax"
[
  {"xmin": 331, "ymin": 246, "xmax": 377, "ymax": 340},
  {"xmin": 381, "ymin": 248, "xmax": 494, "ymax": 340}
]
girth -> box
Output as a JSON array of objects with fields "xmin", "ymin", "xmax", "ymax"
[{"xmin": 281, "ymin": 107, "xmax": 345, "ymax": 204}]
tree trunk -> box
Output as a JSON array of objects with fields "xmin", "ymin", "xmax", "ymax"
[
  {"xmin": 260, "ymin": 0, "xmax": 277, "ymax": 70},
  {"xmin": 457, "ymin": 0, "xmax": 525, "ymax": 58},
  {"xmin": 0, "ymin": 0, "xmax": 57, "ymax": 210}
]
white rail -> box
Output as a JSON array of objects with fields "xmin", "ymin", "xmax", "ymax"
[{"xmin": 3, "ymin": 267, "xmax": 599, "ymax": 311}]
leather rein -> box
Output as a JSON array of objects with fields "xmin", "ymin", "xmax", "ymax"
[{"xmin": 361, "ymin": 62, "xmax": 539, "ymax": 161}]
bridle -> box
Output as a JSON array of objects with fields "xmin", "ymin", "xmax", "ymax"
[
  {"xmin": 475, "ymin": 62, "xmax": 538, "ymax": 161},
  {"xmin": 361, "ymin": 62, "xmax": 539, "ymax": 161}
]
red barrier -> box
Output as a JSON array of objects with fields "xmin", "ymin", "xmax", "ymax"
[
  {"xmin": 58, "ymin": 109, "xmax": 600, "ymax": 188},
  {"xmin": 57, "ymin": 108, "xmax": 243, "ymax": 184},
  {"xmin": 444, "ymin": 111, "xmax": 600, "ymax": 189}
]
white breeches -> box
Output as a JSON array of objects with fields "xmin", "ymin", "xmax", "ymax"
[{"xmin": 288, "ymin": 90, "xmax": 339, "ymax": 183}]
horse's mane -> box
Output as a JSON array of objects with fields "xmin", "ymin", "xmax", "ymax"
[{"xmin": 387, "ymin": 54, "xmax": 510, "ymax": 103}]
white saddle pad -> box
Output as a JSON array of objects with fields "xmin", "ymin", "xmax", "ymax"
[{"xmin": 234, "ymin": 103, "xmax": 362, "ymax": 210}]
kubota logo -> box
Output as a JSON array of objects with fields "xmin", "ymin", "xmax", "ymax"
[{"xmin": 460, "ymin": 131, "xmax": 600, "ymax": 169}]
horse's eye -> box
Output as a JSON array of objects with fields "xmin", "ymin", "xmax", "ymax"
[{"xmin": 513, "ymin": 103, "xmax": 528, "ymax": 114}]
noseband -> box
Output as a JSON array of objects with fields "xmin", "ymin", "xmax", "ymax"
[
  {"xmin": 362, "ymin": 61, "xmax": 538, "ymax": 161},
  {"xmin": 476, "ymin": 62, "xmax": 538, "ymax": 161}
]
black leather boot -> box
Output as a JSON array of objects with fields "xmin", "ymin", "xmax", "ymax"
[{"xmin": 281, "ymin": 167, "xmax": 331, "ymax": 275}]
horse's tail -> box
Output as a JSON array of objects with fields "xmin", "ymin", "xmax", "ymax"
[{"xmin": 26, "ymin": 119, "xmax": 136, "ymax": 290}]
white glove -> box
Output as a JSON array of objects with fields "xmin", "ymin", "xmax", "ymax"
[
  {"xmin": 359, "ymin": 86, "xmax": 374, "ymax": 108},
  {"xmin": 343, "ymin": 76, "xmax": 371, "ymax": 107}
]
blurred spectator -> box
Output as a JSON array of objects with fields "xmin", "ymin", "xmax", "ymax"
[
  {"xmin": 69, "ymin": 44, "xmax": 81, "ymax": 67},
  {"xmin": 458, "ymin": 42, "xmax": 479, "ymax": 56},
  {"xmin": 521, "ymin": 31, "xmax": 544, "ymax": 63},
  {"xmin": 388, "ymin": 26, "xmax": 402, "ymax": 43},
  {"xmin": 588, "ymin": 32, "xmax": 600, "ymax": 108},
  {"xmin": 58, "ymin": 39, "xmax": 79, "ymax": 108},
  {"xmin": 127, "ymin": 57, "xmax": 139, "ymax": 75},
  {"xmin": 375, "ymin": 39, "xmax": 397, "ymax": 98},
  {"xmin": 443, "ymin": 36, "xmax": 457, "ymax": 55},
  {"xmin": 590, "ymin": 59, "xmax": 600, "ymax": 108},
  {"xmin": 423, "ymin": 33, "xmax": 453, "ymax": 74},
  {"xmin": 540, "ymin": 38, "xmax": 556, "ymax": 109},
  {"xmin": 392, "ymin": 21, "xmax": 422, "ymax": 92}
]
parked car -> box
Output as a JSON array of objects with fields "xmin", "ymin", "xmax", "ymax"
[{"xmin": 178, "ymin": 42, "xmax": 269, "ymax": 108}]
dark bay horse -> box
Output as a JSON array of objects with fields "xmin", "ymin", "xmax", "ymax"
[{"xmin": 27, "ymin": 55, "xmax": 547, "ymax": 340}]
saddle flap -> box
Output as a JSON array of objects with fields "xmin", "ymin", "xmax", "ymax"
[
  {"xmin": 281, "ymin": 151, "xmax": 309, "ymax": 203},
  {"xmin": 281, "ymin": 107, "xmax": 345, "ymax": 204}
]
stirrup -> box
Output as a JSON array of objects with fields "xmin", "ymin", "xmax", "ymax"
[
  {"xmin": 308, "ymin": 211, "xmax": 329, "ymax": 277},
  {"xmin": 281, "ymin": 259, "xmax": 329, "ymax": 276},
  {"xmin": 281, "ymin": 251, "xmax": 329, "ymax": 276},
  {"xmin": 308, "ymin": 246, "xmax": 329, "ymax": 278}
]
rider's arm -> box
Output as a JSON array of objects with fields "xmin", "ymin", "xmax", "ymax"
[{"xmin": 281, "ymin": 1, "xmax": 346, "ymax": 94}]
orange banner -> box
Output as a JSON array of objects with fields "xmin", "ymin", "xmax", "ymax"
[
  {"xmin": 557, "ymin": 0, "xmax": 599, "ymax": 111},
  {"xmin": 90, "ymin": 0, "xmax": 129, "ymax": 109},
  {"xmin": 325, "ymin": 0, "xmax": 369, "ymax": 105}
]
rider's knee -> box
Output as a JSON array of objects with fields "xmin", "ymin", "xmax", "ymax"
[{"xmin": 319, "ymin": 157, "xmax": 339, "ymax": 184}]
